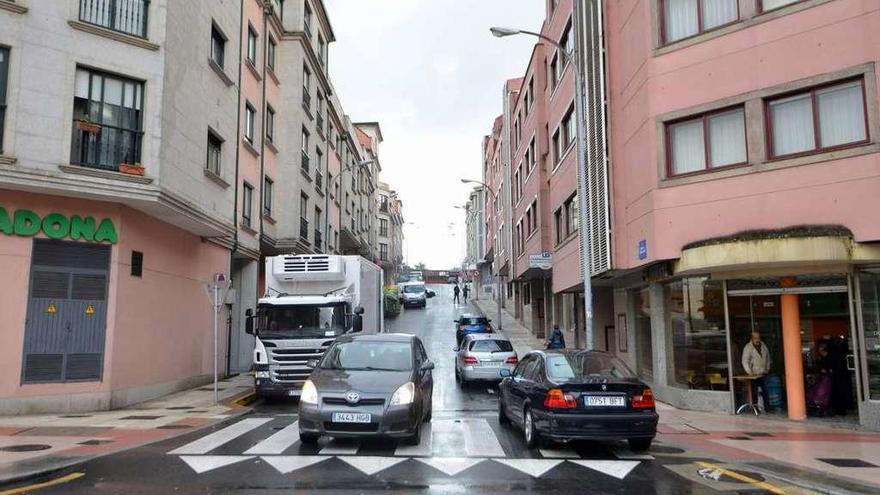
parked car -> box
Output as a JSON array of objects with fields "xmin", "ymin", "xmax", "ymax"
[
  {"xmin": 498, "ymin": 350, "xmax": 658, "ymax": 451},
  {"xmin": 455, "ymin": 334, "xmax": 518, "ymax": 386},
  {"xmin": 298, "ymin": 333, "xmax": 434, "ymax": 445},
  {"xmin": 400, "ymin": 282, "xmax": 427, "ymax": 308},
  {"xmin": 454, "ymin": 314, "xmax": 492, "ymax": 346}
]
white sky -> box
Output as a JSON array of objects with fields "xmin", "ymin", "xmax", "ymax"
[{"xmin": 325, "ymin": 0, "xmax": 544, "ymax": 269}]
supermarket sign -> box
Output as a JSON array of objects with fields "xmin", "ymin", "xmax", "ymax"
[{"xmin": 0, "ymin": 207, "xmax": 118, "ymax": 244}]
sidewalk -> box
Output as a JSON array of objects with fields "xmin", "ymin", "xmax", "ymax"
[
  {"xmin": 473, "ymin": 299, "xmax": 880, "ymax": 494},
  {"xmin": 0, "ymin": 374, "xmax": 256, "ymax": 485}
]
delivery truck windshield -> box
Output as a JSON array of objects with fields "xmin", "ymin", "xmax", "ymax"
[{"xmin": 258, "ymin": 303, "xmax": 348, "ymax": 339}]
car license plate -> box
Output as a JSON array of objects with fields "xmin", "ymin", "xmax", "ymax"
[
  {"xmin": 585, "ymin": 396, "xmax": 625, "ymax": 407},
  {"xmin": 480, "ymin": 361, "xmax": 502, "ymax": 367},
  {"xmin": 288, "ymin": 390, "xmax": 298, "ymax": 397},
  {"xmin": 331, "ymin": 412, "xmax": 371, "ymax": 423}
]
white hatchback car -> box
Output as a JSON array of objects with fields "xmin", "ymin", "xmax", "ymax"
[{"xmin": 455, "ymin": 334, "xmax": 518, "ymax": 385}]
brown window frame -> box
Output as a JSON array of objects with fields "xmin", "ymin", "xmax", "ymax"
[
  {"xmin": 664, "ymin": 105, "xmax": 749, "ymax": 179},
  {"xmin": 757, "ymin": 0, "xmax": 806, "ymax": 14},
  {"xmin": 764, "ymin": 77, "xmax": 870, "ymax": 161},
  {"xmin": 659, "ymin": 0, "xmax": 741, "ymax": 46}
]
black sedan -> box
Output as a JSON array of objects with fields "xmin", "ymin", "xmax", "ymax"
[
  {"xmin": 298, "ymin": 333, "xmax": 434, "ymax": 445},
  {"xmin": 498, "ymin": 350, "xmax": 658, "ymax": 451}
]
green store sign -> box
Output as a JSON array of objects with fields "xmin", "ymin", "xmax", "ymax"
[{"xmin": 0, "ymin": 207, "xmax": 118, "ymax": 244}]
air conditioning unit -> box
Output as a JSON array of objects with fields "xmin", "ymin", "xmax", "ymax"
[{"xmin": 272, "ymin": 255, "xmax": 345, "ymax": 282}]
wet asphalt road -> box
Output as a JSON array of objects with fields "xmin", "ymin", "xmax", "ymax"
[{"xmin": 4, "ymin": 285, "xmax": 775, "ymax": 494}]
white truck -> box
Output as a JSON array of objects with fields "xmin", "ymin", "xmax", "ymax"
[{"xmin": 245, "ymin": 254, "xmax": 384, "ymax": 398}]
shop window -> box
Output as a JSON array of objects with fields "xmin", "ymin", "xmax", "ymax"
[
  {"xmin": 664, "ymin": 278, "xmax": 729, "ymax": 391},
  {"xmin": 633, "ymin": 287, "xmax": 654, "ymax": 382},
  {"xmin": 858, "ymin": 271, "xmax": 880, "ymax": 400}
]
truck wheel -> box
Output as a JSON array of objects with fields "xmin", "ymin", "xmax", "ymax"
[{"xmin": 299, "ymin": 433, "xmax": 320, "ymax": 445}]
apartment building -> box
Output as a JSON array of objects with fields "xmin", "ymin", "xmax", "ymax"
[
  {"xmin": 0, "ymin": 0, "xmax": 385, "ymax": 413},
  {"xmin": 378, "ymin": 181, "xmax": 405, "ymax": 285},
  {"xmin": 463, "ymin": 186, "xmax": 488, "ymax": 296}
]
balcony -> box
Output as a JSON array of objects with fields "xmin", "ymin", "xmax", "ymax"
[
  {"xmin": 70, "ymin": 121, "xmax": 143, "ymax": 172},
  {"xmin": 300, "ymin": 218, "xmax": 309, "ymax": 241},
  {"xmin": 301, "ymin": 151, "xmax": 310, "ymax": 174},
  {"xmin": 315, "ymin": 230, "xmax": 323, "ymax": 251},
  {"xmin": 379, "ymin": 228, "xmax": 388, "ymax": 237},
  {"xmin": 79, "ymin": 0, "xmax": 149, "ymax": 39}
]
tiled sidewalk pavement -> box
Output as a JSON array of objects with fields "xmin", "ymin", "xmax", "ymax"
[
  {"xmin": 0, "ymin": 374, "xmax": 256, "ymax": 484},
  {"xmin": 473, "ymin": 298, "xmax": 880, "ymax": 494}
]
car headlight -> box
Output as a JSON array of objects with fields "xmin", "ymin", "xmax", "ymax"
[
  {"xmin": 301, "ymin": 379, "xmax": 318, "ymax": 404},
  {"xmin": 389, "ymin": 382, "xmax": 415, "ymax": 406}
]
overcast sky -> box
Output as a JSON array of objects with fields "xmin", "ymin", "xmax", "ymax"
[{"xmin": 325, "ymin": 0, "xmax": 544, "ymax": 270}]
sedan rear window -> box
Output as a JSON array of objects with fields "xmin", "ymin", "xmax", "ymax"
[
  {"xmin": 461, "ymin": 317, "xmax": 488, "ymax": 326},
  {"xmin": 469, "ymin": 340, "xmax": 513, "ymax": 352},
  {"xmin": 321, "ymin": 341, "xmax": 412, "ymax": 371},
  {"xmin": 545, "ymin": 353, "xmax": 636, "ymax": 381},
  {"xmin": 403, "ymin": 285, "xmax": 425, "ymax": 293}
]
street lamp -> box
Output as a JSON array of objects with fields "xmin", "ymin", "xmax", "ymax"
[
  {"xmin": 461, "ymin": 178, "xmax": 503, "ymax": 331},
  {"xmin": 490, "ymin": 15, "xmax": 595, "ymax": 350}
]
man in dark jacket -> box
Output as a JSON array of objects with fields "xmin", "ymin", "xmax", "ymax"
[
  {"xmin": 453, "ymin": 284, "xmax": 461, "ymax": 305},
  {"xmin": 546, "ymin": 324, "xmax": 566, "ymax": 349}
]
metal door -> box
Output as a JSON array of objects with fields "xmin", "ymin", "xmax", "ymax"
[{"xmin": 21, "ymin": 240, "xmax": 111, "ymax": 383}]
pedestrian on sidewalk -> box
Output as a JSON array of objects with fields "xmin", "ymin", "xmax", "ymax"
[
  {"xmin": 545, "ymin": 324, "xmax": 566, "ymax": 349},
  {"xmin": 462, "ymin": 284, "xmax": 470, "ymax": 303},
  {"xmin": 453, "ymin": 284, "xmax": 461, "ymax": 305},
  {"xmin": 742, "ymin": 331, "xmax": 772, "ymax": 410}
]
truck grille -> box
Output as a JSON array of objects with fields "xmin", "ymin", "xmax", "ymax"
[{"xmin": 268, "ymin": 344, "xmax": 331, "ymax": 384}]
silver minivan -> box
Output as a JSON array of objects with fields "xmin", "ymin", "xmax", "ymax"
[{"xmin": 454, "ymin": 334, "xmax": 518, "ymax": 385}]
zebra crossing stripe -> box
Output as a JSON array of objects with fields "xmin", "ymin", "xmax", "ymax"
[
  {"xmin": 570, "ymin": 460, "xmax": 640, "ymax": 480},
  {"xmin": 338, "ymin": 456, "xmax": 407, "ymax": 476},
  {"xmin": 494, "ymin": 459, "xmax": 562, "ymax": 478},
  {"xmin": 393, "ymin": 423, "xmax": 432, "ymax": 457},
  {"xmin": 539, "ymin": 447, "xmax": 579, "ymax": 459},
  {"xmin": 462, "ymin": 419, "xmax": 505, "ymax": 457},
  {"xmin": 179, "ymin": 456, "xmax": 253, "ymax": 474},
  {"xmin": 261, "ymin": 456, "xmax": 328, "ymax": 474},
  {"xmin": 169, "ymin": 418, "xmax": 273, "ymax": 455},
  {"xmin": 318, "ymin": 439, "xmax": 361, "ymax": 455},
  {"xmin": 417, "ymin": 457, "xmax": 484, "ymax": 476},
  {"xmin": 244, "ymin": 421, "xmax": 300, "ymax": 455}
]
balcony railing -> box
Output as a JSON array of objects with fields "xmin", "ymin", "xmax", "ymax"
[
  {"xmin": 315, "ymin": 171, "xmax": 323, "ymax": 189},
  {"xmin": 71, "ymin": 121, "xmax": 143, "ymax": 171},
  {"xmin": 79, "ymin": 0, "xmax": 149, "ymax": 39},
  {"xmin": 300, "ymin": 218, "xmax": 309, "ymax": 241},
  {"xmin": 315, "ymin": 230, "xmax": 322, "ymax": 251},
  {"xmin": 301, "ymin": 151, "xmax": 310, "ymax": 174},
  {"xmin": 379, "ymin": 228, "xmax": 388, "ymax": 237},
  {"xmin": 316, "ymin": 113, "xmax": 324, "ymax": 134},
  {"xmin": 303, "ymin": 91, "xmax": 311, "ymax": 110}
]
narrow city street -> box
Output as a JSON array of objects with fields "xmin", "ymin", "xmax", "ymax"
[{"xmin": 5, "ymin": 286, "xmax": 806, "ymax": 495}]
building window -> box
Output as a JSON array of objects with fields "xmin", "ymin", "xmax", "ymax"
[
  {"xmin": 130, "ymin": 250, "xmax": 144, "ymax": 277},
  {"xmin": 0, "ymin": 47, "xmax": 8, "ymax": 154},
  {"xmin": 767, "ymin": 79, "xmax": 868, "ymax": 159},
  {"xmin": 316, "ymin": 93, "xmax": 325, "ymax": 133},
  {"xmin": 78, "ymin": 0, "xmax": 150, "ymax": 38},
  {"xmin": 379, "ymin": 243, "xmax": 388, "ymax": 261},
  {"xmin": 560, "ymin": 103, "xmax": 576, "ymax": 152},
  {"xmin": 266, "ymin": 105, "xmax": 275, "ymax": 144},
  {"xmin": 263, "ymin": 176, "xmax": 273, "ymax": 217},
  {"xmin": 71, "ymin": 67, "xmax": 144, "ymax": 171},
  {"xmin": 318, "ymin": 35, "xmax": 326, "ymax": 67},
  {"xmin": 315, "ymin": 148, "xmax": 324, "ymax": 188},
  {"xmin": 524, "ymin": 77, "xmax": 533, "ymax": 115},
  {"xmin": 267, "ymin": 36, "xmax": 276, "ymax": 71},
  {"xmin": 664, "ymin": 278, "xmax": 729, "ymax": 391},
  {"xmin": 244, "ymin": 103, "xmax": 256, "ymax": 143},
  {"xmin": 554, "ymin": 193, "xmax": 578, "ymax": 244},
  {"xmin": 242, "ymin": 182, "xmax": 254, "ymax": 228},
  {"xmin": 549, "ymin": 52, "xmax": 560, "ymax": 90},
  {"xmin": 633, "ymin": 288, "xmax": 654, "ymax": 382},
  {"xmin": 302, "ymin": 64, "xmax": 311, "ymax": 109},
  {"xmin": 662, "ymin": 0, "xmax": 739, "ymax": 44},
  {"xmin": 246, "ymin": 25, "xmax": 258, "ymax": 66},
  {"xmin": 858, "ymin": 270, "xmax": 880, "ymax": 400},
  {"xmin": 304, "ymin": 0, "xmax": 313, "ymax": 38},
  {"xmin": 314, "ymin": 207, "xmax": 322, "ymax": 249},
  {"xmin": 527, "ymin": 138, "xmax": 536, "ymax": 175},
  {"xmin": 300, "ymin": 193, "xmax": 309, "ymax": 240},
  {"xmin": 206, "ymin": 130, "xmax": 222, "ymax": 175},
  {"xmin": 301, "ymin": 128, "xmax": 310, "ymax": 172},
  {"xmin": 667, "ymin": 106, "xmax": 746, "ymax": 176},
  {"xmin": 379, "ymin": 218, "xmax": 389, "ymax": 237},
  {"xmin": 211, "ymin": 23, "xmax": 226, "ymax": 68},
  {"xmin": 759, "ymin": 0, "xmax": 802, "ymax": 12},
  {"xmin": 560, "ymin": 18, "xmax": 573, "ymax": 55}
]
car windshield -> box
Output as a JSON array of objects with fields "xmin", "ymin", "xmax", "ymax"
[
  {"xmin": 545, "ymin": 353, "xmax": 636, "ymax": 382},
  {"xmin": 403, "ymin": 285, "xmax": 425, "ymax": 294},
  {"xmin": 469, "ymin": 339, "xmax": 513, "ymax": 353},
  {"xmin": 320, "ymin": 341, "xmax": 413, "ymax": 371},
  {"xmin": 461, "ymin": 317, "xmax": 488, "ymax": 326},
  {"xmin": 257, "ymin": 304, "xmax": 347, "ymax": 339}
]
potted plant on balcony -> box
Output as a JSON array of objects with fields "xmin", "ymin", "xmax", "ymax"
[
  {"xmin": 75, "ymin": 113, "xmax": 101, "ymax": 134},
  {"xmin": 118, "ymin": 162, "xmax": 145, "ymax": 176}
]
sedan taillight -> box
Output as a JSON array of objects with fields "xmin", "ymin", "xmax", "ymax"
[
  {"xmin": 632, "ymin": 388, "xmax": 655, "ymax": 409},
  {"xmin": 463, "ymin": 356, "xmax": 478, "ymax": 365},
  {"xmin": 544, "ymin": 388, "xmax": 577, "ymax": 409},
  {"xmin": 505, "ymin": 356, "xmax": 518, "ymax": 364}
]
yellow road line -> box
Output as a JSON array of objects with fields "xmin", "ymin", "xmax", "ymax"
[
  {"xmin": 697, "ymin": 461, "xmax": 785, "ymax": 494},
  {"xmin": 0, "ymin": 472, "xmax": 85, "ymax": 495}
]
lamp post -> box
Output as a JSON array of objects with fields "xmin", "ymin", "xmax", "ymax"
[
  {"xmin": 461, "ymin": 179, "xmax": 503, "ymax": 331},
  {"xmin": 490, "ymin": 15, "xmax": 594, "ymax": 349}
]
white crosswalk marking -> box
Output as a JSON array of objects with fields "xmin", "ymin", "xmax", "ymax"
[
  {"xmin": 539, "ymin": 447, "xmax": 579, "ymax": 459},
  {"xmin": 417, "ymin": 457, "xmax": 484, "ymax": 476},
  {"xmin": 570, "ymin": 460, "xmax": 640, "ymax": 480},
  {"xmin": 169, "ymin": 418, "xmax": 272, "ymax": 455},
  {"xmin": 462, "ymin": 419, "xmax": 505, "ymax": 457},
  {"xmin": 612, "ymin": 448, "xmax": 654, "ymax": 460},
  {"xmin": 393, "ymin": 422, "xmax": 432, "ymax": 456},
  {"xmin": 339, "ymin": 456, "xmax": 407, "ymax": 475},
  {"xmin": 318, "ymin": 438, "xmax": 361, "ymax": 455},
  {"xmin": 495, "ymin": 459, "xmax": 562, "ymax": 478},
  {"xmin": 179, "ymin": 455, "xmax": 253, "ymax": 474},
  {"xmin": 244, "ymin": 420, "xmax": 300, "ymax": 454},
  {"xmin": 261, "ymin": 455, "xmax": 328, "ymax": 474}
]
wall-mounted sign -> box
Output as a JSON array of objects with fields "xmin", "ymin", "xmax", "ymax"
[
  {"xmin": 85, "ymin": 304, "xmax": 95, "ymax": 316},
  {"xmin": 46, "ymin": 303, "xmax": 57, "ymax": 315},
  {"xmin": 638, "ymin": 239, "xmax": 647, "ymax": 260},
  {"xmin": 529, "ymin": 251, "xmax": 553, "ymax": 270},
  {"xmin": 0, "ymin": 207, "xmax": 117, "ymax": 244}
]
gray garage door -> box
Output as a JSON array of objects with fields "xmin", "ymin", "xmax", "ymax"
[{"xmin": 21, "ymin": 240, "xmax": 111, "ymax": 383}]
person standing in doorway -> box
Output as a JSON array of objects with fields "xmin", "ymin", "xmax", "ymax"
[
  {"xmin": 462, "ymin": 284, "xmax": 470, "ymax": 303},
  {"xmin": 742, "ymin": 331, "xmax": 772, "ymax": 411},
  {"xmin": 453, "ymin": 284, "xmax": 461, "ymax": 305}
]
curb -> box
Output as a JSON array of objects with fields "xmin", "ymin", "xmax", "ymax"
[{"xmin": 0, "ymin": 390, "xmax": 258, "ymax": 489}]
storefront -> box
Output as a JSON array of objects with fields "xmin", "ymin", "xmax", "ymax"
[
  {"xmin": 612, "ymin": 234, "xmax": 880, "ymax": 430},
  {"xmin": 0, "ymin": 190, "xmax": 230, "ymax": 414}
]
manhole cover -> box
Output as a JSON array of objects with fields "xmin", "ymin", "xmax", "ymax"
[
  {"xmin": 158, "ymin": 425, "xmax": 192, "ymax": 430},
  {"xmin": 1, "ymin": 444, "xmax": 52, "ymax": 452}
]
